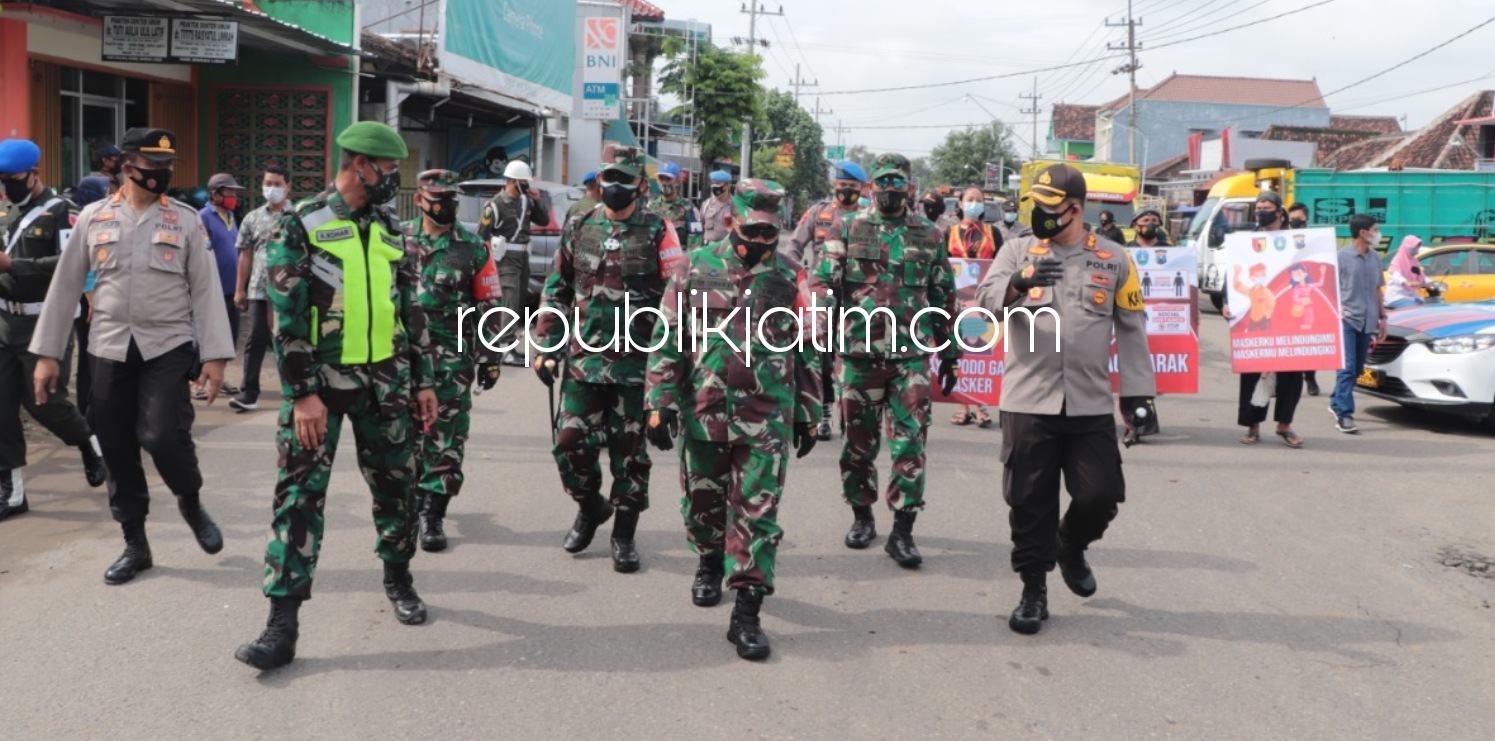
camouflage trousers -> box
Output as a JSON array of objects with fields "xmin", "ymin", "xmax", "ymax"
[
  {"xmin": 262, "ymin": 360, "xmax": 419, "ymax": 599},
  {"xmin": 838, "ymin": 356, "xmax": 932, "ymax": 512},
  {"xmin": 552, "ymin": 377, "xmax": 651, "ymax": 511},
  {"xmin": 417, "ymin": 352, "xmax": 476, "ymax": 504},
  {"xmin": 679, "ymin": 437, "xmax": 787, "ymax": 595}
]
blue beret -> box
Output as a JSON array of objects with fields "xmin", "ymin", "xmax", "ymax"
[
  {"xmin": 0, "ymin": 139, "xmax": 41, "ymax": 175},
  {"xmin": 833, "ymin": 160, "xmax": 867, "ymax": 184},
  {"xmin": 582, "ymin": 170, "xmax": 597, "ymax": 185},
  {"xmin": 709, "ymin": 170, "xmax": 732, "ymax": 183},
  {"xmin": 658, "ymin": 161, "xmax": 681, "ymax": 179}
]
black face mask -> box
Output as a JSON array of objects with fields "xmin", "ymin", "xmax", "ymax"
[
  {"xmin": 601, "ymin": 182, "xmax": 638, "ymax": 211},
  {"xmin": 1137, "ymin": 225, "xmax": 1158, "ymax": 239},
  {"xmin": 1255, "ymin": 209, "xmax": 1278, "ymax": 228},
  {"xmin": 1288, "ymin": 217, "xmax": 1307, "ymax": 229},
  {"xmin": 107, "ymin": 160, "xmax": 123, "ymax": 176},
  {"xmin": 358, "ymin": 162, "xmax": 401, "ymax": 205},
  {"xmin": 711, "ymin": 184, "xmax": 726, "ymax": 197},
  {"xmin": 875, "ymin": 190, "xmax": 907, "ymax": 216},
  {"xmin": 731, "ymin": 231, "xmax": 776, "ymax": 266},
  {"xmin": 835, "ymin": 187, "xmax": 859, "ymax": 207},
  {"xmin": 128, "ymin": 165, "xmax": 173, "ymax": 195},
  {"xmin": 2, "ymin": 175, "xmax": 34, "ymax": 206},
  {"xmin": 1031, "ymin": 205, "xmax": 1072, "ymax": 240},
  {"xmin": 422, "ymin": 197, "xmax": 458, "ymax": 226}
]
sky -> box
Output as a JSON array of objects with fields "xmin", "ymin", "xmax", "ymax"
[{"xmin": 655, "ymin": 0, "xmax": 1495, "ymax": 161}]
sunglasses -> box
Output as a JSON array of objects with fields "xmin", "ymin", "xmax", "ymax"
[
  {"xmin": 874, "ymin": 175, "xmax": 907, "ymax": 189},
  {"xmin": 600, "ymin": 172, "xmax": 638, "ymax": 187},
  {"xmin": 739, "ymin": 223, "xmax": 780, "ymax": 241}
]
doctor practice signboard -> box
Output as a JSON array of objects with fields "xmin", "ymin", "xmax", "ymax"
[{"xmin": 102, "ymin": 16, "xmax": 239, "ymax": 65}]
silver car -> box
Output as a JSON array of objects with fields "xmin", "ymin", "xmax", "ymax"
[{"xmin": 456, "ymin": 178, "xmax": 585, "ymax": 308}]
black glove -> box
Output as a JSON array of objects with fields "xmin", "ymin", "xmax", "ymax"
[
  {"xmin": 1119, "ymin": 396, "xmax": 1158, "ymax": 446},
  {"xmin": 794, "ymin": 421, "xmax": 817, "ymax": 459},
  {"xmin": 477, "ymin": 363, "xmax": 500, "ymax": 391},
  {"xmin": 937, "ymin": 361, "xmax": 959, "ymax": 396},
  {"xmin": 534, "ymin": 356, "xmax": 559, "ymax": 388},
  {"xmin": 1011, "ymin": 257, "xmax": 1064, "ymax": 293},
  {"xmin": 645, "ymin": 408, "xmax": 679, "ymax": 451}
]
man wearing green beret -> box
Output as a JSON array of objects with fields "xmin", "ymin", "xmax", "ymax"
[
  {"xmin": 404, "ymin": 169, "xmax": 502, "ymax": 552},
  {"xmin": 644, "ymin": 178, "xmax": 821, "ymax": 660},
  {"xmin": 236, "ymin": 120, "xmax": 438, "ymax": 671},
  {"xmin": 532, "ymin": 147, "xmax": 680, "ymax": 574}
]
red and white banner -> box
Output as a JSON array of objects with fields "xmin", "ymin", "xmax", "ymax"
[{"xmin": 1222, "ymin": 227, "xmax": 1344, "ymax": 374}]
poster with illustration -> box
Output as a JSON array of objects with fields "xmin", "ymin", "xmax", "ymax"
[
  {"xmin": 448, "ymin": 127, "xmax": 535, "ymax": 181},
  {"xmin": 931, "ymin": 258, "xmax": 1001, "ymax": 407},
  {"xmin": 1222, "ymin": 227, "xmax": 1344, "ymax": 374},
  {"xmin": 1124, "ymin": 245, "xmax": 1200, "ymax": 394}
]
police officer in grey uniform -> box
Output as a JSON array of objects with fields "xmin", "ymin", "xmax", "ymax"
[
  {"xmin": 0, "ymin": 139, "xmax": 107, "ymax": 523},
  {"xmin": 975, "ymin": 164, "xmax": 1155, "ymax": 635},
  {"xmin": 32, "ymin": 127, "xmax": 236, "ymax": 585},
  {"xmin": 477, "ymin": 160, "xmax": 549, "ymax": 365}
]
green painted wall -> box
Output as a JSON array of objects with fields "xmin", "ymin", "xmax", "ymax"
[
  {"xmin": 195, "ymin": 47, "xmax": 354, "ymax": 184},
  {"xmin": 256, "ymin": 0, "xmax": 355, "ymax": 45}
]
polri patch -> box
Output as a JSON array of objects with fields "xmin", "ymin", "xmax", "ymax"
[
  {"xmin": 1028, "ymin": 246, "xmax": 1050, "ymax": 255},
  {"xmin": 161, "ymin": 209, "xmax": 178, "ymax": 224},
  {"xmin": 1094, "ymin": 250, "xmax": 1114, "ymax": 259},
  {"xmin": 1091, "ymin": 272, "xmax": 1111, "ymax": 286}
]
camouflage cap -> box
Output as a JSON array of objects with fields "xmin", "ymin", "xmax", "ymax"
[
  {"xmin": 871, "ymin": 152, "xmax": 911, "ymax": 180},
  {"xmin": 600, "ymin": 147, "xmax": 645, "ymax": 179},
  {"xmin": 335, "ymin": 120, "xmax": 409, "ymax": 160},
  {"xmin": 731, "ymin": 178, "xmax": 786, "ymax": 227},
  {"xmin": 415, "ymin": 169, "xmax": 460, "ymax": 195}
]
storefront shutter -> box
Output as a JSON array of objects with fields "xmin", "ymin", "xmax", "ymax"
[{"xmin": 28, "ymin": 60, "xmax": 62, "ymax": 185}]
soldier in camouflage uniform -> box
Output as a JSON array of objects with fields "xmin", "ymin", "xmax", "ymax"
[
  {"xmin": 236, "ymin": 122, "xmax": 438, "ymax": 672},
  {"xmin": 533, "ymin": 148, "xmax": 681, "ymax": 573},
  {"xmin": 647, "ymin": 160, "xmax": 703, "ymax": 251},
  {"xmin": 810, "ymin": 153, "xmax": 961, "ymax": 568},
  {"xmin": 645, "ymin": 179, "xmax": 820, "ymax": 661},
  {"xmin": 404, "ymin": 170, "xmax": 502, "ymax": 553}
]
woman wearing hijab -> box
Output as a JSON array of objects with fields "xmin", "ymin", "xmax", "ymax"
[
  {"xmin": 1383, "ymin": 235, "xmax": 1427, "ymax": 309},
  {"xmin": 946, "ymin": 186, "xmax": 1000, "ymax": 428}
]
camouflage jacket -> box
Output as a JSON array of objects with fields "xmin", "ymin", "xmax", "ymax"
[
  {"xmin": 809, "ymin": 208, "xmax": 962, "ymax": 362},
  {"xmin": 268, "ymin": 188, "xmax": 433, "ymax": 398},
  {"xmin": 534, "ymin": 204, "xmax": 676, "ymax": 386},
  {"xmin": 646, "ymin": 239, "xmax": 821, "ymax": 450},
  {"xmin": 647, "ymin": 195, "xmax": 703, "ymax": 250},
  {"xmin": 402, "ymin": 218, "xmax": 499, "ymax": 364}
]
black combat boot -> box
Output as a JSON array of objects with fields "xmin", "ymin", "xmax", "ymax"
[
  {"xmin": 104, "ymin": 518, "xmax": 153, "ymax": 585},
  {"xmin": 562, "ymin": 495, "xmax": 614, "ymax": 553},
  {"xmin": 884, "ymin": 509, "xmax": 923, "ymax": 567},
  {"xmin": 726, "ymin": 589, "xmax": 771, "ymax": 660},
  {"xmin": 80, "ymin": 435, "xmax": 107, "ymax": 488},
  {"xmin": 844, "ymin": 505, "xmax": 876, "ymax": 549},
  {"xmin": 1056, "ymin": 534, "xmax": 1097, "ymax": 597},
  {"xmin": 691, "ymin": 553, "xmax": 725, "ymax": 607},
  {"xmin": 610, "ymin": 509, "xmax": 640, "ymax": 573},
  {"xmin": 382, "ymin": 562, "xmax": 428, "ymax": 625},
  {"xmin": 816, "ymin": 408, "xmax": 833, "ymax": 441},
  {"xmin": 177, "ymin": 494, "xmax": 223, "ymax": 554},
  {"xmin": 420, "ymin": 495, "xmax": 449, "ymax": 552},
  {"xmin": 0, "ymin": 469, "xmax": 27, "ymax": 522},
  {"xmin": 234, "ymin": 597, "xmax": 302, "ymax": 670},
  {"xmin": 1008, "ymin": 570, "xmax": 1049, "ymax": 635}
]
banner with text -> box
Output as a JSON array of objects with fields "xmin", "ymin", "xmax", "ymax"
[
  {"xmin": 1222, "ymin": 227, "xmax": 1344, "ymax": 374},
  {"xmin": 581, "ymin": 16, "xmax": 621, "ymax": 120}
]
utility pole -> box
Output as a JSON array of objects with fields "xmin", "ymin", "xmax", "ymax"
[
  {"xmin": 737, "ymin": 0, "xmax": 782, "ymax": 179},
  {"xmin": 789, "ymin": 63, "xmax": 818, "ymax": 105},
  {"xmin": 831, "ymin": 119, "xmax": 849, "ymax": 148},
  {"xmin": 1019, "ymin": 78, "xmax": 1042, "ymax": 159},
  {"xmin": 1108, "ymin": 1, "xmax": 1143, "ymax": 165},
  {"xmin": 808, "ymin": 97, "xmax": 834, "ymax": 126}
]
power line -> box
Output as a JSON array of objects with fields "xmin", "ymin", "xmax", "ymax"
[
  {"xmin": 1144, "ymin": 0, "xmax": 1274, "ymax": 43},
  {"xmin": 810, "ymin": 0, "xmax": 1338, "ymax": 97}
]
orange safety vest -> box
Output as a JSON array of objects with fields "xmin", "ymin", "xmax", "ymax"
[{"xmin": 947, "ymin": 220, "xmax": 997, "ymax": 259}]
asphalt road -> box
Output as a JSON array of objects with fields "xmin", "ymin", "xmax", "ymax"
[{"xmin": 2, "ymin": 310, "xmax": 1493, "ymax": 740}]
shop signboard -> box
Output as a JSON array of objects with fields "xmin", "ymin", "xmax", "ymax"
[
  {"xmin": 581, "ymin": 16, "xmax": 621, "ymax": 120},
  {"xmin": 444, "ymin": 0, "xmax": 576, "ymax": 111},
  {"xmin": 102, "ymin": 16, "xmax": 238, "ymax": 65}
]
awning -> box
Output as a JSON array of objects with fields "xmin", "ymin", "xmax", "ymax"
[
  {"xmin": 1083, "ymin": 173, "xmax": 1138, "ymax": 203},
  {"xmin": 33, "ymin": 0, "xmax": 363, "ymax": 57},
  {"xmin": 604, "ymin": 118, "xmax": 641, "ymax": 149},
  {"xmin": 1453, "ymin": 115, "xmax": 1495, "ymax": 126}
]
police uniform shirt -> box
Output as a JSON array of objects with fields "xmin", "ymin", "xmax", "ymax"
[
  {"xmin": 700, "ymin": 195, "xmax": 733, "ymax": 245},
  {"xmin": 975, "ymin": 233, "xmax": 1155, "ymax": 416},
  {"xmin": 31, "ymin": 193, "xmax": 235, "ymax": 363}
]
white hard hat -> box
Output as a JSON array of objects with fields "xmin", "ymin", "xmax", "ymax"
[{"xmin": 503, "ymin": 160, "xmax": 533, "ymax": 181}]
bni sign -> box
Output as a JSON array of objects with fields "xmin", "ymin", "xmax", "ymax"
[{"xmin": 581, "ymin": 17, "xmax": 621, "ymax": 120}]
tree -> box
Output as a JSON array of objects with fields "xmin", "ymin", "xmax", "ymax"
[
  {"xmin": 929, "ymin": 124, "xmax": 1022, "ymax": 190},
  {"xmin": 658, "ymin": 42, "xmax": 765, "ymax": 165},
  {"xmin": 752, "ymin": 89, "xmax": 830, "ymax": 210},
  {"xmin": 844, "ymin": 144, "xmax": 875, "ymax": 174}
]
